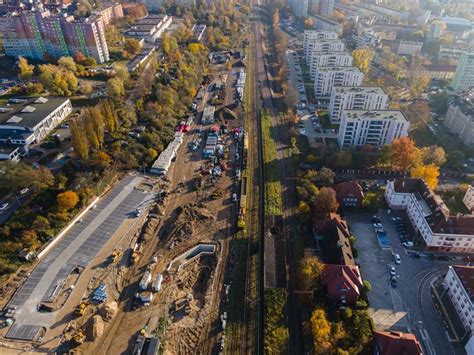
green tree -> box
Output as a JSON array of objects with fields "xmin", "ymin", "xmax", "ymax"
[
  {"xmin": 18, "ymin": 56, "xmax": 35, "ymax": 79},
  {"xmin": 70, "ymin": 119, "xmax": 89, "ymax": 160},
  {"xmin": 299, "ymin": 256, "xmax": 323, "ymax": 290},
  {"xmin": 0, "ymin": 161, "xmax": 53, "ymax": 191},
  {"xmin": 124, "ymin": 37, "xmax": 142, "ymax": 56},
  {"xmin": 38, "ymin": 64, "xmax": 78, "ymax": 96}
]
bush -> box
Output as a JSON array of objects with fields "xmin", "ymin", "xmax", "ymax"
[
  {"xmin": 355, "ymin": 299, "xmax": 368, "ymax": 310},
  {"xmin": 363, "ymin": 280, "xmax": 372, "ymax": 293}
]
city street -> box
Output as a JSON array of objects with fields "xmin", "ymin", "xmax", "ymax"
[{"xmin": 346, "ymin": 210, "xmax": 461, "ymax": 355}]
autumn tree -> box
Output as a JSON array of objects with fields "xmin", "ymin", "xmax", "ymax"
[
  {"xmin": 56, "ymin": 191, "xmax": 79, "ymax": 210},
  {"xmin": 106, "ymin": 77, "xmax": 125, "ymax": 97},
  {"xmin": 310, "ymin": 309, "xmax": 332, "ymax": 354},
  {"xmin": 18, "ymin": 56, "xmax": 35, "ymax": 79},
  {"xmin": 410, "ymin": 164, "xmax": 440, "ymax": 189},
  {"xmin": 304, "ymin": 16, "xmax": 314, "ymax": 29},
  {"xmin": 100, "ymin": 99, "xmax": 119, "ymax": 132},
  {"xmin": 409, "ymin": 72, "xmax": 430, "ymax": 97},
  {"xmin": 124, "ymin": 38, "xmax": 141, "ymax": 56},
  {"xmin": 313, "ymin": 167, "xmax": 335, "ymax": 187},
  {"xmin": 284, "ymin": 84, "xmax": 299, "ymax": 110},
  {"xmin": 352, "ymin": 48, "xmax": 375, "ymax": 74},
  {"xmin": 38, "ymin": 64, "xmax": 78, "ymax": 96},
  {"xmin": 386, "ymin": 137, "xmax": 420, "ymax": 171},
  {"xmin": 79, "ymin": 81, "xmax": 93, "ymax": 95},
  {"xmin": 70, "ymin": 119, "xmax": 89, "ymax": 160},
  {"xmin": 0, "ymin": 161, "xmax": 54, "ymax": 191},
  {"xmin": 421, "ymin": 145, "xmax": 446, "ymax": 166},
  {"xmin": 57, "ymin": 56, "xmax": 77, "ymax": 72},
  {"xmin": 113, "ymin": 63, "xmax": 130, "ymax": 84},
  {"xmin": 73, "ymin": 51, "xmax": 87, "ymax": 65},
  {"xmin": 299, "ymin": 256, "xmax": 323, "ymax": 290},
  {"xmin": 313, "ymin": 187, "xmax": 339, "ymax": 214}
]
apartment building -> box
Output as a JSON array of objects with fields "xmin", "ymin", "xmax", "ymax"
[
  {"xmin": 328, "ymin": 86, "xmax": 389, "ymax": 123},
  {"xmin": 313, "ymin": 67, "xmax": 364, "ymax": 97},
  {"xmin": 289, "ymin": 0, "xmax": 309, "ymax": 17},
  {"xmin": 93, "ymin": 3, "xmax": 124, "ymax": 26},
  {"xmin": 463, "ymin": 185, "xmax": 474, "ymax": 212},
  {"xmin": 443, "ymin": 89, "xmax": 474, "ymax": 145},
  {"xmin": 385, "ymin": 179, "xmax": 474, "ymax": 253},
  {"xmin": 338, "ymin": 110, "xmax": 409, "ymax": 148},
  {"xmin": 308, "ymin": 52, "xmax": 353, "ymax": 77},
  {"xmin": 303, "ymin": 30, "xmax": 339, "ymax": 59},
  {"xmin": 452, "ymin": 53, "xmax": 474, "ymax": 92},
  {"xmin": 444, "ymin": 265, "xmax": 474, "ymax": 340},
  {"xmin": 397, "ymin": 40, "xmax": 423, "ymax": 56},
  {"xmin": 0, "ymin": 10, "xmax": 109, "ymax": 63}
]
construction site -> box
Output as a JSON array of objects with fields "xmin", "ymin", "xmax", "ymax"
[{"xmin": 0, "ymin": 52, "xmax": 251, "ymax": 355}]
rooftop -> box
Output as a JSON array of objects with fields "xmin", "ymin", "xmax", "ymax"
[
  {"xmin": 374, "ymin": 331, "xmax": 423, "ymax": 355},
  {"xmin": 0, "ymin": 97, "xmax": 70, "ymax": 129},
  {"xmin": 315, "ymin": 66, "xmax": 361, "ymax": 72},
  {"xmin": 332, "ymin": 86, "xmax": 386, "ymax": 95},
  {"xmin": 343, "ymin": 110, "xmax": 408, "ymax": 122},
  {"xmin": 451, "ymin": 89, "xmax": 474, "ymax": 117},
  {"xmin": 452, "ymin": 265, "xmax": 474, "ymax": 302}
]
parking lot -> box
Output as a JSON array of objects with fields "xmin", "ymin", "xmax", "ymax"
[
  {"xmin": 346, "ymin": 209, "xmax": 459, "ymax": 355},
  {"xmin": 5, "ymin": 175, "xmax": 153, "ymax": 341}
]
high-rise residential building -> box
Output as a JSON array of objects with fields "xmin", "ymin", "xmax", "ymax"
[
  {"xmin": 0, "ymin": 10, "xmax": 109, "ymax": 63},
  {"xmin": 451, "ymin": 52, "xmax": 474, "ymax": 92},
  {"xmin": 338, "ymin": 110, "xmax": 409, "ymax": 148},
  {"xmin": 289, "ymin": 0, "xmax": 309, "ymax": 17},
  {"xmin": 328, "ymin": 86, "xmax": 389, "ymax": 123},
  {"xmin": 443, "ymin": 89, "xmax": 474, "ymax": 144},
  {"xmin": 313, "ymin": 67, "xmax": 364, "ymax": 97},
  {"xmin": 308, "ymin": 51, "xmax": 353, "ymax": 76},
  {"xmin": 92, "ymin": 3, "xmax": 124, "ymax": 26},
  {"xmin": 304, "ymin": 32, "xmax": 344, "ymax": 63}
]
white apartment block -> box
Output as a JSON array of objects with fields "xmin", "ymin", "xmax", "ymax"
[
  {"xmin": 308, "ymin": 52, "xmax": 354, "ymax": 77},
  {"xmin": 313, "ymin": 67, "xmax": 364, "ymax": 97},
  {"xmin": 385, "ymin": 179, "xmax": 474, "ymax": 253},
  {"xmin": 338, "ymin": 110, "xmax": 409, "ymax": 148},
  {"xmin": 443, "ymin": 90, "xmax": 474, "ymax": 145},
  {"xmin": 464, "ymin": 185, "xmax": 474, "ymax": 212},
  {"xmin": 397, "ymin": 40, "xmax": 423, "ymax": 56},
  {"xmin": 452, "ymin": 53, "xmax": 474, "ymax": 92},
  {"xmin": 328, "ymin": 86, "xmax": 389, "ymax": 123},
  {"xmin": 444, "ymin": 265, "xmax": 474, "ymax": 337}
]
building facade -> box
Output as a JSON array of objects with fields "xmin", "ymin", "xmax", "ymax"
[
  {"xmin": 93, "ymin": 3, "xmax": 124, "ymax": 26},
  {"xmin": 338, "ymin": 110, "xmax": 409, "ymax": 148},
  {"xmin": 444, "ymin": 265, "xmax": 474, "ymax": 339},
  {"xmin": 452, "ymin": 53, "xmax": 474, "ymax": 92},
  {"xmin": 464, "ymin": 185, "xmax": 474, "ymax": 212},
  {"xmin": 0, "ymin": 10, "xmax": 109, "ymax": 63},
  {"xmin": 308, "ymin": 52, "xmax": 353, "ymax": 77},
  {"xmin": 313, "ymin": 67, "xmax": 364, "ymax": 97},
  {"xmin": 303, "ymin": 30, "xmax": 339, "ymax": 61},
  {"xmin": 289, "ymin": 0, "xmax": 309, "ymax": 17},
  {"xmin": 443, "ymin": 90, "xmax": 474, "ymax": 145},
  {"xmin": 385, "ymin": 179, "xmax": 474, "ymax": 253},
  {"xmin": 328, "ymin": 86, "xmax": 389, "ymax": 123},
  {"xmin": 124, "ymin": 14, "xmax": 172, "ymax": 43},
  {"xmin": 397, "ymin": 40, "xmax": 423, "ymax": 56}
]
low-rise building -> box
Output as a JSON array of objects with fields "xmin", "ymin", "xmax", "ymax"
[
  {"xmin": 313, "ymin": 67, "xmax": 364, "ymax": 98},
  {"xmin": 397, "ymin": 40, "xmax": 423, "ymax": 56},
  {"xmin": 321, "ymin": 264, "xmax": 363, "ymax": 305},
  {"xmin": 329, "ymin": 86, "xmax": 389, "ymax": 123},
  {"xmin": 464, "ymin": 185, "xmax": 474, "ymax": 212},
  {"xmin": 0, "ymin": 97, "xmax": 72, "ymax": 160},
  {"xmin": 385, "ymin": 178, "xmax": 474, "ymax": 253},
  {"xmin": 415, "ymin": 64, "xmax": 457, "ymax": 80},
  {"xmin": 307, "ymin": 51, "xmax": 353, "ymax": 77},
  {"xmin": 443, "ymin": 89, "xmax": 474, "ymax": 145},
  {"xmin": 373, "ymin": 331, "xmax": 423, "ymax": 355},
  {"xmin": 338, "ymin": 110, "xmax": 409, "ymax": 148},
  {"xmin": 444, "ymin": 265, "xmax": 474, "ymax": 339},
  {"xmin": 334, "ymin": 181, "xmax": 364, "ymax": 208},
  {"xmin": 124, "ymin": 14, "xmax": 172, "ymax": 43}
]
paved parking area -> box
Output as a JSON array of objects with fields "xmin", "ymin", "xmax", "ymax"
[
  {"xmin": 346, "ymin": 210, "xmax": 460, "ymax": 355},
  {"xmin": 6, "ymin": 175, "xmax": 152, "ymax": 340}
]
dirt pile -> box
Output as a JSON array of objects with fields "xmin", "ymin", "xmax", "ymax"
[
  {"xmin": 100, "ymin": 301, "xmax": 118, "ymax": 321},
  {"xmin": 88, "ymin": 315, "xmax": 104, "ymax": 340}
]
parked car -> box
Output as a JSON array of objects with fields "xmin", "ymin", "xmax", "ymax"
[
  {"xmin": 394, "ymin": 254, "xmax": 401, "ymax": 264},
  {"xmin": 410, "ymin": 253, "xmax": 421, "ymax": 259},
  {"xmin": 0, "ymin": 202, "xmax": 9, "ymax": 210},
  {"xmin": 390, "ymin": 276, "xmax": 397, "ymax": 288},
  {"xmin": 372, "ymin": 223, "xmax": 383, "ymax": 229},
  {"xmin": 19, "ymin": 188, "xmax": 29, "ymax": 195},
  {"xmin": 372, "ymin": 216, "xmax": 382, "ymax": 224},
  {"xmin": 402, "ymin": 241, "xmax": 414, "ymax": 248},
  {"xmin": 389, "ymin": 265, "xmax": 396, "ymax": 276}
]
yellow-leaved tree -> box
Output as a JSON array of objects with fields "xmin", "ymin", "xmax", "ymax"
[{"xmin": 410, "ymin": 164, "xmax": 440, "ymax": 190}]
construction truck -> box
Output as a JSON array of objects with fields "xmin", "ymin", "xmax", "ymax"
[
  {"xmin": 110, "ymin": 250, "xmax": 122, "ymax": 263},
  {"xmin": 74, "ymin": 301, "xmax": 89, "ymax": 316}
]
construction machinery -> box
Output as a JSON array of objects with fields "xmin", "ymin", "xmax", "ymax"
[
  {"xmin": 131, "ymin": 242, "xmax": 143, "ymax": 265},
  {"xmin": 74, "ymin": 301, "xmax": 89, "ymax": 316},
  {"xmin": 110, "ymin": 250, "xmax": 122, "ymax": 263},
  {"xmin": 72, "ymin": 329, "xmax": 86, "ymax": 345}
]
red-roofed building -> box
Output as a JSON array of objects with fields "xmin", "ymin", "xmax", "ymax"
[
  {"xmin": 320, "ymin": 264, "xmax": 363, "ymax": 304},
  {"xmin": 444, "ymin": 265, "xmax": 474, "ymax": 337},
  {"xmin": 374, "ymin": 331, "xmax": 423, "ymax": 355},
  {"xmin": 334, "ymin": 181, "xmax": 364, "ymax": 208}
]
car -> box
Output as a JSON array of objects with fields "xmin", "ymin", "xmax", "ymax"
[
  {"xmin": 19, "ymin": 188, "xmax": 29, "ymax": 195},
  {"xmin": 372, "ymin": 216, "xmax": 381, "ymax": 224},
  {"xmin": 91, "ymin": 204, "xmax": 97, "ymax": 210},
  {"xmin": 372, "ymin": 223, "xmax": 383, "ymax": 229},
  {"xmin": 376, "ymin": 229, "xmax": 386, "ymax": 234},
  {"xmin": 390, "ymin": 276, "xmax": 397, "ymax": 288},
  {"xmin": 402, "ymin": 241, "xmax": 414, "ymax": 248},
  {"xmin": 0, "ymin": 203, "xmax": 9, "ymax": 210},
  {"xmin": 389, "ymin": 265, "xmax": 396, "ymax": 276},
  {"xmin": 232, "ymin": 193, "xmax": 238, "ymax": 202},
  {"xmin": 410, "ymin": 253, "xmax": 421, "ymax": 259},
  {"xmin": 394, "ymin": 254, "xmax": 401, "ymax": 264}
]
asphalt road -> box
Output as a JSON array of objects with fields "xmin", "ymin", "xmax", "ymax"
[
  {"xmin": 347, "ymin": 210, "xmax": 461, "ymax": 355},
  {"xmin": 0, "ymin": 192, "xmax": 32, "ymax": 226}
]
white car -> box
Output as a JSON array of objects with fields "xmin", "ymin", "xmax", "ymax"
[
  {"xmin": 19, "ymin": 188, "xmax": 29, "ymax": 195},
  {"xmin": 394, "ymin": 254, "xmax": 401, "ymax": 264},
  {"xmin": 402, "ymin": 241, "xmax": 414, "ymax": 248},
  {"xmin": 372, "ymin": 223, "xmax": 383, "ymax": 229},
  {"xmin": 389, "ymin": 265, "xmax": 396, "ymax": 276},
  {"xmin": 0, "ymin": 203, "xmax": 9, "ymax": 210}
]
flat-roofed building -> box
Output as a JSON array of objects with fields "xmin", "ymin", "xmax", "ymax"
[
  {"xmin": 397, "ymin": 40, "xmax": 423, "ymax": 56},
  {"xmin": 0, "ymin": 97, "xmax": 72, "ymax": 160},
  {"xmin": 329, "ymin": 86, "xmax": 389, "ymax": 123},
  {"xmin": 313, "ymin": 66, "xmax": 364, "ymax": 98},
  {"xmin": 451, "ymin": 52, "xmax": 474, "ymax": 92},
  {"xmin": 124, "ymin": 14, "xmax": 172, "ymax": 43},
  {"xmin": 308, "ymin": 51, "xmax": 353, "ymax": 77},
  {"xmin": 338, "ymin": 110, "xmax": 409, "ymax": 148}
]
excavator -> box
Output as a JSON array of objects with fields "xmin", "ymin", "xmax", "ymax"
[
  {"xmin": 110, "ymin": 250, "xmax": 122, "ymax": 263},
  {"xmin": 72, "ymin": 329, "xmax": 86, "ymax": 345},
  {"xmin": 74, "ymin": 301, "xmax": 90, "ymax": 316}
]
